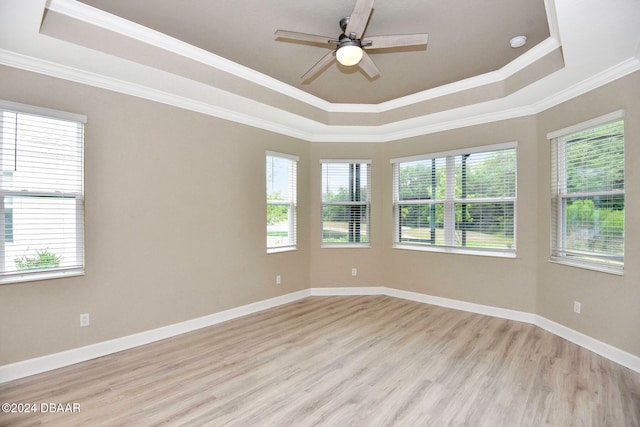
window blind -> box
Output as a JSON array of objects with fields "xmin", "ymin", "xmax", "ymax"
[
  {"xmin": 392, "ymin": 144, "xmax": 516, "ymax": 254},
  {"xmin": 320, "ymin": 160, "xmax": 371, "ymax": 246},
  {"xmin": 0, "ymin": 107, "xmax": 84, "ymax": 280},
  {"xmin": 550, "ymin": 117, "xmax": 624, "ymax": 272},
  {"xmin": 266, "ymin": 152, "xmax": 297, "ymax": 252}
]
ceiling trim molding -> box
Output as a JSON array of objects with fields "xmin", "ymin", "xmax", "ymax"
[
  {"xmin": 543, "ymin": 0, "xmax": 561, "ymax": 43},
  {"xmin": 48, "ymin": 0, "xmax": 561, "ymax": 115},
  {"xmin": 328, "ymin": 38, "xmax": 562, "ymax": 114},
  {"xmin": 46, "ymin": 0, "xmax": 334, "ymax": 110},
  {"xmin": 0, "ymin": 49, "xmax": 315, "ymax": 141},
  {"xmin": 309, "ymin": 106, "xmax": 538, "ymax": 143},
  {"xmin": 531, "ymin": 57, "xmax": 640, "ymax": 114},
  {"xmin": 1, "ymin": 51, "xmax": 637, "ymax": 144}
]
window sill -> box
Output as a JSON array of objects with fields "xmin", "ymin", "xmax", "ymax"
[
  {"xmin": 393, "ymin": 243, "xmax": 516, "ymax": 258},
  {"xmin": 321, "ymin": 243, "xmax": 371, "ymax": 249},
  {"xmin": 549, "ymin": 257, "xmax": 623, "ymax": 276},
  {"xmin": 267, "ymin": 246, "xmax": 297, "ymax": 254},
  {"xmin": 0, "ymin": 268, "xmax": 85, "ymax": 285}
]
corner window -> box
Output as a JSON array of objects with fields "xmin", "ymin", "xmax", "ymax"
[
  {"xmin": 321, "ymin": 160, "xmax": 371, "ymax": 247},
  {"xmin": 392, "ymin": 143, "xmax": 516, "ymax": 256},
  {"xmin": 266, "ymin": 152, "xmax": 297, "ymax": 253},
  {"xmin": 0, "ymin": 102, "xmax": 85, "ymax": 283},
  {"xmin": 549, "ymin": 111, "xmax": 624, "ymax": 273}
]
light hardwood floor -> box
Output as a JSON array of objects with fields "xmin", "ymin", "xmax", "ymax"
[{"xmin": 1, "ymin": 295, "xmax": 639, "ymax": 426}]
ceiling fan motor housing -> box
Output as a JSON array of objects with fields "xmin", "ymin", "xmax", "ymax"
[
  {"xmin": 339, "ymin": 16, "xmax": 350, "ymax": 32},
  {"xmin": 274, "ymin": 0, "xmax": 429, "ymax": 80}
]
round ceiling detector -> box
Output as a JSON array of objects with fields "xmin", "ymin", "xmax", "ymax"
[{"xmin": 509, "ymin": 35, "xmax": 527, "ymax": 48}]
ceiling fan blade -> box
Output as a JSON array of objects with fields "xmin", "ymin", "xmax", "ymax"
[
  {"xmin": 365, "ymin": 34, "xmax": 429, "ymax": 49},
  {"xmin": 345, "ymin": 0, "xmax": 374, "ymax": 38},
  {"xmin": 358, "ymin": 51, "xmax": 380, "ymax": 79},
  {"xmin": 275, "ymin": 30, "xmax": 336, "ymax": 46},
  {"xmin": 302, "ymin": 50, "xmax": 336, "ymax": 81}
]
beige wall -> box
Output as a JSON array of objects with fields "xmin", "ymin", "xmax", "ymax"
[
  {"xmin": 383, "ymin": 117, "xmax": 539, "ymax": 313},
  {"xmin": 0, "ymin": 65, "xmax": 638, "ymax": 366},
  {"xmin": 308, "ymin": 142, "xmax": 393, "ymax": 288},
  {"xmin": 536, "ymin": 72, "xmax": 640, "ymax": 356},
  {"xmin": 0, "ymin": 66, "xmax": 310, "ymax": 364}
]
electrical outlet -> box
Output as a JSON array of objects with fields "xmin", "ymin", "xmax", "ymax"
[
  {"xmin": 352, "ymin": 268, "xmax": 357, "ymax": 277},
  {"xmin": 276, "ymin": 275, "xmax": 281, "ymax": 285},
  {"xmin": 80, "ymin": 313, "xmax": 90, "ymax": 327},
  {"xmin": 573, "ymin": 301, "xmax": 581, "ymax": 314}
]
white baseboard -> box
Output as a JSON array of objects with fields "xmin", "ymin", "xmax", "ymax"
[
  {"xmin": 383, "ymin": 288, "xmax": 537, "ymax": 324},
  {"xmin": 310, "ymin": 286, "xmax": 387, "ymax": 296},
  {"xmin": 311, "ymin": 286, "xmax": 640, "ymax": 373},
  {"xmin": 0, "ymin": 289, "xmax": 311, "ymax": 384},
  {"xmin": 534, "ymin": 315, "xmax": 640, "ymax": 373},
  {"xmin": 2, "ymin": 286, "xmax": 638, "ymax": 384}
]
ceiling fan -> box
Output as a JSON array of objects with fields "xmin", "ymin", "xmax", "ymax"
[{"xmin": 275, "ymin": 0, "xmax": 429, "ymax": 82}]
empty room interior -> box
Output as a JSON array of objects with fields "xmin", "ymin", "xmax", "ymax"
[{"xmin": 1, "ymin": 0, "xmax": 640, "ymax": 425}]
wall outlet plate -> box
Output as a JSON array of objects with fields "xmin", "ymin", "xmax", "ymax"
[
  {"xmin": 80, "ymin": 313, "xmax": 90, "ymax": 327},
  {"xmin": 573, "ymin": 301, "xmax": 581, "ymax": 314}
]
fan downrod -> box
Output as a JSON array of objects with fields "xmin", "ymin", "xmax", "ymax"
[{"xmin": 339, "ymin": 16, "xmax": 350, "ymax": 33}]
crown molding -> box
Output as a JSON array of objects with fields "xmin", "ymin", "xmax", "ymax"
[
  {"xmin": 531, "ymin": 56, "xmax": 640, "ymax": 114},
  {"xmin": 0, "ymin": 49, "xmax": 315, "ymax": 141},
  {"xmin": 48, "ymin": 0, "xmax": 561, "ymax": 115},
  {"xmin": 46, "ymin": 0, "xmax": 334, "ymax": 111},
  {"xmin": 330, "ymin": 37, "xmax": 562, "ymax": 114},
  {"xmin": 3, "ymin": 46, "xmax": 637, "ymax": 143}
]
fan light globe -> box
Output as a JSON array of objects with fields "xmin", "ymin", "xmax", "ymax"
[{"xmin": 336, "ymin": 45, "xmax": 363, "ymax": 66}]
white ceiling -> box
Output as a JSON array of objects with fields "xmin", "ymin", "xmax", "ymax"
[{"xmin": 0, "ymin": 0, "xmax": 639, "ymax": 142}]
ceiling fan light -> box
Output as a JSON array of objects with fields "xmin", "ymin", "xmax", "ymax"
[{"xmin": 336, "ymin": 44, "xmax": 363, "ymax": 66}]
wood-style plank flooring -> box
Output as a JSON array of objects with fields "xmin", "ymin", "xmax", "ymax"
[{"xmin": 1, "ymin": 296, "xmax": 639, "ymax": 426}]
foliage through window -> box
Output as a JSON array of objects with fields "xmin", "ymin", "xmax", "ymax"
[
  {"xmin": 266, "ymin": 152, "xmax": 297, "ymax": 252},
  {"xmin": 321, "ymin": 161, "xmax": 371, "ymax": 246},
  {"xmin": 0, "ymin": 103, "xmax": 85, "ymax": 282},
  {"xmin": 392, "ymin": 143, "xmax": 516, "ymax": 255},
  {"xmin": 550, "ymin": 113, "xmax": 624, "ymax": 272}
]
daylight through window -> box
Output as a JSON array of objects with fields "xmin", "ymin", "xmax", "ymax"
[
  {"xmin": 266, "ymin": 152, "xmax": 297, "ymax": 252},
  {"xmin": 392, "ymin": 143, "xmax": 516, "ymax": 255},
  {"xmin": 321, "ymin": 160, "xmax": 371, "ymax": 247},
  {"xmin": 549, "ymin": 112, "xmax": 624, "ymax": 273},
  {"xmin": 0, "ymin": 103, "xmax": 85, "ymax": 282}
]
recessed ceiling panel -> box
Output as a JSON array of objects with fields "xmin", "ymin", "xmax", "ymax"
[{"xmin": 78, "ymin": 0, "xmax": 550, "ymax": 104}]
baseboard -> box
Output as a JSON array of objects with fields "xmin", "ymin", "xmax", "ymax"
[
  {"xmin": 312, "ymin": 286, "xmax": 640, "ymax": 373},
  {"xmin": 534, "ymin": 315, "xmax": 640, "ymax": 373},
  {"xmin": 0, "ymin": 289, "xmax": 311, "ymax": 384},
  {"xmin": 309, "ymin": 286, "xmax": 387, "ymax": 296},
  {"xmin": 2, "ymin": 286, "xmax": 638, "ymax": 384},
  {"xmin": 383, "ymin": 288, "xmax": 537, "ymax": 324}
]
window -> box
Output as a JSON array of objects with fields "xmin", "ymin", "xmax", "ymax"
[
  {"xmin": 549, "ymin": 111, "xmax": 624, "ymax": 273},
  {"xmin": 266, "ymin": 152, "xmax": 297, "ymax": 253},
  {"xmin": 392, "ymin": 142, "xmax": 516, "ymax": 256},
  {"xmin": 0, "ymin": 101, "xmax": 85, "ymax": 283},
  {"xmin": 321, "ymin": 160, "xmax": 371, "ymax": 247}
]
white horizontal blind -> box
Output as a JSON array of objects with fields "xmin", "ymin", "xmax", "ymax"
[
  {"xmin": 321, "ymin": 161, "xmax": 370, "ymax": 246},
  {"xmin": 0, "ymin": 108, "xmax": 84, "ymax": 279},
  {"xmin": 550, "ymin": 118, "xmax": 624, "ymax": 271},
  {"xmin": 266, "ymin": 152, "xmax": 297, "ymax": 252},
  {"xmin": 393, "ymin": 144, "xmax": 516, "ymax": 253}
]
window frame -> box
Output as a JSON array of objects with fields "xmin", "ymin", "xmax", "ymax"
[
  {"xmin": 0, "ymin": 100, "xmax": 85, "ymax": 284},
  {"xmin": 391, "ymin": 142, "xmax": 517, "ymax": 257},
  {"xmin": 266, "ymin": 151, "xmax": 298, "ymax": 254},
  {"xmin": 320, "ymin": 159, "xmax": 371, "ymax": 248},
  {"xmin": 548, "ymin": 110, "xmax": 625, "ymax": 274}
]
